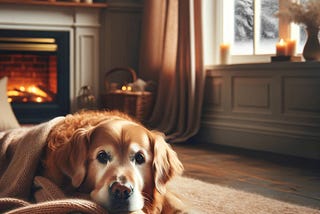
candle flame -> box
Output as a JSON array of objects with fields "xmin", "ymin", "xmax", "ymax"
[{"xmin": 279, "ymin": 39, "xmax": 285, "ymax": 46}]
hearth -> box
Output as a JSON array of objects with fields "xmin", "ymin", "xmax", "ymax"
[{"xmin": 0, "ymin": 29, "xmax": 70, "ymax": 123}]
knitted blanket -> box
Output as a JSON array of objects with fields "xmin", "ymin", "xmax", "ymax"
[{"xmin": 0, "ymin": 117, "xmax": 107, "ymax": 214}]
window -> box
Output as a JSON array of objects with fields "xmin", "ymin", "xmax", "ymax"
[
  {"xmin": 226, "ymin": 0, "xmax": 307, "ymax": 56},
  {"xmin": 230, "ymin": 0, "xmax": 280, "ymax": 55},
  {"xmin": 233, "ymin": 0, "xmax": 279, "ymax": 55},
  {"xmin": 202, "ymin": 0, "xmax": 308, "ymax": 65}
]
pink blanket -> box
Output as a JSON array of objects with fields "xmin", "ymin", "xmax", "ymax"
[{"xmin": 0, "ymin": 117, "xmax": 107, "ymax": 213}]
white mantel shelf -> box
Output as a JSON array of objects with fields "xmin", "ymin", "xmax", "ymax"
[
  {"xmin": 0, "ymin": 0, "xmax": 107, "ymax": 8},
  {"xmin": 200, "ymin": 61, "xmax": 320, "ymax": 160}
]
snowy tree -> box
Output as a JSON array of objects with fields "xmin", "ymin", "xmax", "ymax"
[
  {"xmin": 235, "ymin": 0, "xmax": 253, "ymax": 41},
  {"xmin": 234, "ymin": 0, "xmax": 278, "ymax": 41}
]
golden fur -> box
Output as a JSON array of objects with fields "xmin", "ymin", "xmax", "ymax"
[{"xmin": 41, "ymin": 110, "xmax": 186, "ymax": 213}]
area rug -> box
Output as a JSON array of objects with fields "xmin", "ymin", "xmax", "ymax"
[{"xmin": 169, "ymin": 176, "xmax": 320, "ymax": 214}]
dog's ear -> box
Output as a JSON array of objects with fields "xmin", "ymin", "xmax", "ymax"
[
  {"xmin": 54, "ymin": 128, "xmax": 91, "ymax": 188},
  {"xmin": 151, "ymin": 131, "xmax": 184, "ymax": 194}
]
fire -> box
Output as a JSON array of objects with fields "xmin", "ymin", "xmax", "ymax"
[
  {"xmin": 26, "ymin": 85, "xmax": 48, "ymax": 98},
  {"xmin": 7, "ymin": 85, "xmax": 54, "ymax": 103},
  {"xmin": 35, "ymin": 97, "xmax": 43, "ymax": 103}
]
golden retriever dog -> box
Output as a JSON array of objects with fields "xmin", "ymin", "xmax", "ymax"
[{"xmin": 41, "ymin": 110, "xmax": 186, "ymax": 213}]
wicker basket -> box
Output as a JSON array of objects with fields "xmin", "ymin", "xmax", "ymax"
[{"xmin": 101, "ymin": 67, "xmax": 154, "ymax": 121}]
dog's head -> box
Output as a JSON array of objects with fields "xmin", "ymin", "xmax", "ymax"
[{"xmin": 49, "ymin": 117, "xmax": 183, "ymax": 213}]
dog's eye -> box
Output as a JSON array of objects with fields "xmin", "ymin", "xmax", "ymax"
[
  {"xmin": 97, "ymin": 151, "xmax": 111, "ymax": 164},
  {"xmin": 134, "ymin": 152, "xmax": 145, "ymax": 165}
]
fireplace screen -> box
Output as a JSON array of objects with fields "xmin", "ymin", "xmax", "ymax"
[{"xmin": 0, "ymin": 30, "xmax": 69, "ymax": 123}]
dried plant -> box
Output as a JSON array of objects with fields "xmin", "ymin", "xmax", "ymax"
[{"xmin": 277, "ymin": 0, "xmax": 320, "ymax": 29}]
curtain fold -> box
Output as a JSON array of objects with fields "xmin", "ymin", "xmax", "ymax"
[{"xmin": 139, "ymin": 0, "xmax": 205, "ymax": 143}]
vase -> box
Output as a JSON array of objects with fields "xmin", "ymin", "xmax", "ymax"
[{"xmin": 302, "ymin": 27, "xmax": 320, "ymax": 61}]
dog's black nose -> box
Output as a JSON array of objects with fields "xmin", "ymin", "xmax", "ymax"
[{"xmin": 109, "ymin": 181, "xmax": 133, "ymax": 200}]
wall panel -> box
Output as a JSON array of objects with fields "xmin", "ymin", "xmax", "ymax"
[
  {"xmin": 232, "ymin": 77, "xmax": 272, "ymax": 113},
  {"xmin": 200, "ymin": 63, "xmax": 320, "ymax": 160}
]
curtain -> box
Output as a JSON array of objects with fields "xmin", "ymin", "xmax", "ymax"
[{"xmin": 139, "ymin": 0, "xmax": 205, "ymax": 143}]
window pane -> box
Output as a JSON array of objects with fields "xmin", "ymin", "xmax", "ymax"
[
  {"xmin": 257, "ymin": 0, "xmax": 279, "ymax": 54},
  {"xmin": 234, "ymin": 0, "xmax": 253, "ymax": 55}
]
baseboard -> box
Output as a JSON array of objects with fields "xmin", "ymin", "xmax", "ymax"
[{"xmin": 197, "ymin": 125, "xmax": 320, "ymax": 160}]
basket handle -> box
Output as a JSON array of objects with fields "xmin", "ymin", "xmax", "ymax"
[{"xmin": 105, "ymin": 67, "xmax": 137, "ymax": 82}]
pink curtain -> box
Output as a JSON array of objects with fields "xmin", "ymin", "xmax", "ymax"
[{"xmin": 139, "ymin": 0, "xmax": 205, "ymax": 143}]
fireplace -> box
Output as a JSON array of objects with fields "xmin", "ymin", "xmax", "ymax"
[{"xmin": 0, "ymin": 29, "xmax": 70, "ymax": 123}]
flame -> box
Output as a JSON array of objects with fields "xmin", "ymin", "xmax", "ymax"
[
  {"xmin": 27, "ymin": 85, "xmax": 48, "ymax": 98},
  {"xmin": 279, "ymin": 38, "xmax": 285, "ymax": 46},
  {"xmin": 7, "ymin": 85, "xmax": 53, "ymax": 103},
  {"xmin": 7, "ymin": 90, "xmax": 20, "ymax": 96},
  {"xmin": 35, "ymin": 97, "xmax": 43, "ymax": 103}
]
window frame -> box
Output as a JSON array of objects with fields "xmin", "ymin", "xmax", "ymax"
[{"xmin": 204, "ymin": 0, "xmax": 302, "ymax": 65}]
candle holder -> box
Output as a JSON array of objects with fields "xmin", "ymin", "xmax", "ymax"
[{"xmin": 271, "ymin": 56, "xmax": 291, "ymax": 62}]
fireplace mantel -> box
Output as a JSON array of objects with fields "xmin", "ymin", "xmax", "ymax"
[
  {"xmin": 0, "ymin": 0, "xmax": 107, "ymax": 8},
  {"xmin": 0, "ymin": 3, "xmax": 102, "ymax": 113}
]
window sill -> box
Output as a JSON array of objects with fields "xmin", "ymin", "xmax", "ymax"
[{"xmin": 205, "ymin": 61, "xmax": 320, "ymax": 72}]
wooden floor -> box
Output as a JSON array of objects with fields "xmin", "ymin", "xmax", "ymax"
[{"xmin": 172, "ymin": 143, "xmax": 320, "ymax": 209}]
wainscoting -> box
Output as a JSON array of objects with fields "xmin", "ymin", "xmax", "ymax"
[{"xmin": 199, "ymin": 62, "xmax": 320, "ymax": 160}]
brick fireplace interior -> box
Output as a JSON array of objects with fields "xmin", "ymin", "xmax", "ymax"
[{"xmin": 0, "ymin": 29, "xmax": 70, "ymax": 123}]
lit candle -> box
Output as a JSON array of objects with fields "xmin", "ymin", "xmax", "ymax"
[
  {"xmin": 286, "ymin": 39, "xmax": 296, "ymax": 56},
  {"xmin": 121, "ymin": 85, "xmax": 127, "ymax": 91},
  {"xmin": 220, "ymin": 43, "xmax": 230, "ymax": 65},
  {"xmin": 276, "ymin": 39, "xmax": 287, "ymax": 56}
]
